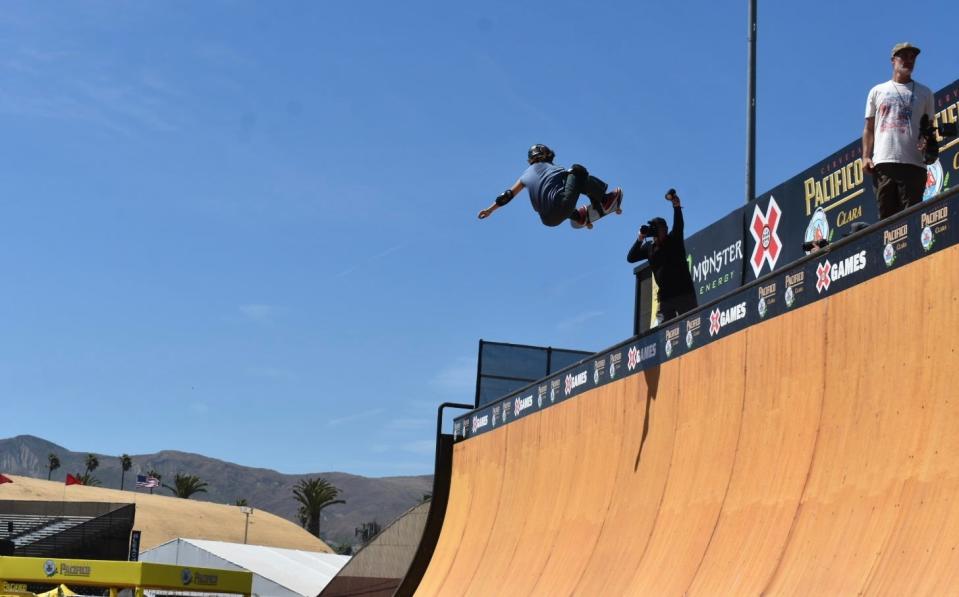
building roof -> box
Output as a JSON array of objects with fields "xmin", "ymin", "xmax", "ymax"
[
  {"xmin": 0, "ymin": 475, "xmax": 331, "ymax": 553},
  {"xmin": 143, "ymin": 538, "xmax": 350, "ymax": 597}
]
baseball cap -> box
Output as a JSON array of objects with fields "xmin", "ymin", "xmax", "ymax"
[{"xmin": 891, "ymin": 42, "xmax": 920, "ymax": 58}]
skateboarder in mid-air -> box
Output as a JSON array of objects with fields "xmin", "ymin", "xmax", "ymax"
[{"xmin": 478, "ymin": 144, "xmax": 623, "ymax": 229}]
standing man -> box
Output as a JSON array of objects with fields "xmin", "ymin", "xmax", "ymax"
[
  {"xmin": 627, "ymin": 190, "xmax": 696, "ymax": 325},
  {"xmin": 862, "ymin": 42, "xmax": 936, "ymax": 219}
]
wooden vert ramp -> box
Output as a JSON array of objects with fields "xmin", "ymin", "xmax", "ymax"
[{"xmin": 414, "ymin": 244, "xmax": 959, "ymax": 596}]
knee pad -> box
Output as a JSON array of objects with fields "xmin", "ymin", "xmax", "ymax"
[{"xmin": 567, "ymin": 164, "xmax": 589, "ymax": 178}]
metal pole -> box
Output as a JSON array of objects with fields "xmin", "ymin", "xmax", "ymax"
[
  {"xmin": 436, "ymin": 401, "xmax": 474, "ymax": 472},
  {"xmin": 746, "ymin": 0, "xmax": 757, "ymax": 203},
  {"xmin": 474, "ymin": 340, "xmax": 484, "ymax": 408},
  {"xmin": 241, "ymin": 506, "xmax": 253, "ymax": 544}
]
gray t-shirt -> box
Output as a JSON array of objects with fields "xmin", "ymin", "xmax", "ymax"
[
  {"xmin": 520, "ymin": 162, "xmax": 567, "ymax": 213},
  {"xmin": 865, "ymin": 80, "xmax": 935, "ymax": 168}
]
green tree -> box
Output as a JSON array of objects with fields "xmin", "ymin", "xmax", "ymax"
[
  {"xmin": 47, "ymin": 453, "xmax": 60, "ymax": 480},
  {"xmin": 84, "ymin": 454, "xmax": 99, "ymax": 475},
  {"xmin": 163, "ymin": 473, "xmax": 208, "ymax": 499},
  {"xmin": 235, "ymin": 498, "xmax": 249, "ymax": 507},
  {"xmin": 292, "ymin": 477, "xmax": 345, "ymax": 538},
  {"xmin": 119, "ymin": 454, "xmax": 132, "ymax": 490},
  {"xmin": 72, "ymin": 472, "xmax": 101, "ymax": 486}
]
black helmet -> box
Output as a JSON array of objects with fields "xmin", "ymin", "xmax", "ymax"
[{"xmin": 527, "ymin": 144, "xmax": 555, "ymax": 164}]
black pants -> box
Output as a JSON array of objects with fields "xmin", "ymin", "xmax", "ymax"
[
  {"xmin": 872, "ymin": 163, "xmax": 927, "ymax": 220},
  {"xmin": 539, "ymin": 166, "xmax": 609, "ymax": 227},
  {"xmin": 656, "ymin": 292, "xmax": 698, "ymax": 326}
]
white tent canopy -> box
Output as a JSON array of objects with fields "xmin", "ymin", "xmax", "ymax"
[{"xmin": 140, "ymin": 538, "xmax": 350, "ymax": 597}]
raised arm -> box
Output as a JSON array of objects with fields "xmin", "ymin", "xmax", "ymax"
[
  {"xmin": 478, "ymin": 180, "xmax": 525, "ymax": 220},
  {"xmin": 667, "ymin": 190, "xmax": 683, "ymax": 238},
  {"xmin": 626, "ymin": 232, "xmax": 650, "ymax": 263}
]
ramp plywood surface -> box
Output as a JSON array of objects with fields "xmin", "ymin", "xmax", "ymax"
[{"xmin": 414, "ymin": 244, "xmax": 959, "ymax": 596}]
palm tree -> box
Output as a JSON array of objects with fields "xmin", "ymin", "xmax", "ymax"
[
  {"xmin": 119, "ymin": 454, "xmax": 133, "ymax": 490},
  {"xmin": 292, "ymin": 477, "xmax": 345, "ymax": 538},
  {"xmin": 146, "ymin": 469, "xmax": 162, "ymax": 495},
  {"xmin": 235, "ymin": 498, "xmax": 249, "ymax": 507},
  {"xmin": 84, "ymin": 454, "xmax": 99, "ymax": 475},
  {"xmin": 72, "ymin": 472, "xmax": 101, "ymax": 486},
  {"xmin": 47, "ymin": 453, "xmax": 60, "ymax": 480},
  {"xmin": 163, "ymin": 473, "xmax": 208, "ymax": 499}
]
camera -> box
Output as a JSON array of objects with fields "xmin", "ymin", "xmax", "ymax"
[
  {"xmin": 919, "ymin": 116, "xmax": 959, "ymax": 165},
  {"xmin": 802, "ymin": 239, "xmax": 829, "ymax": 252},
  {"xmin": 640, "ymin": 220, "xmax": 659, "ymax": 236}
]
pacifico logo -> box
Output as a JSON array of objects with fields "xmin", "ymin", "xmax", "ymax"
[
  {"xmin": 43, "ymin": 561, "xmax": 90, "ymax": 578},
  {"xmin": 923, "ymin": 160, "xmax": 944, "ymax": 201},
  {"xmin": 181, "ymin": 569, "xmax": 218, "ymax": 587},
  {"xmin": 593, "ymin": 359, "xmax": 605, "ymax": 385},
  {"xmin": 564, "ymin": 371, "xmax": 588, "ymax": 396},
  {"xmin": 816, "ymin": 250, "xmax": 867, "ymax": 293},
  {"xmin": 749, "ymin": 197, "xmax": 783, "ymax": 277},
  {"xmin": 920, "ymin": 205, "xmax": 948, "ymax": 251},
  {"xmin": 708, "ymin": 302, "xmax": 747, "ymax": 336}
]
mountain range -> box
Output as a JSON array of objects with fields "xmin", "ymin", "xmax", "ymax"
[{"xmin": 0, "ymin": 435, "xmax": 433, "ymax": 547}]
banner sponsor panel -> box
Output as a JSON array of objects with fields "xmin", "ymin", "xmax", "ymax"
[
  {"xmin": 456, "ymin": 188, "xmax": 959, "ymax": 441},
  {"xmin": 685, "ymin": 206, "xmax": 747, "ymax": 306},
  {"xmin": 745, "ymin": 77, "xmax": 959, "ymax": 282}
]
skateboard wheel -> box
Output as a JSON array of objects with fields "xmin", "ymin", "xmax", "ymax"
[{"xmin": 615, "ymin": 208, "xmax": 622, "ymax": 214}]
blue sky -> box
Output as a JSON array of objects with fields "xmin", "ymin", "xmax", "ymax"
[{"xmin": 0, "ymin": 1, "xmax": 952, "ymax": 477}]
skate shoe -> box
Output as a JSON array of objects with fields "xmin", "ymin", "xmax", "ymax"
[
  {"xmin": 601, "ymin": 188, "xmax": 623, "ymax": 214},
  {"xmin": 572, "ymin": 206, "xmax": 593, "ymax": 229}
]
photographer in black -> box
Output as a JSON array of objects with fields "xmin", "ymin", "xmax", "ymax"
[{"xmin": 626, "ymin": 189, "xmax": 697, "ymax": 325}]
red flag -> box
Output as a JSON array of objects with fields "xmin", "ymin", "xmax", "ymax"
[
  {"xmin": 0, "ymin": 474, "xmax": 12, "ymax": 484},
  {"xmin": 65, "ymin": 474, "xmax": 82, "ymax": 486}
]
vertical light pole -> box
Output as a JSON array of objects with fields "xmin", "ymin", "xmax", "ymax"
[
  {"xmin": 746, "ymin": 0, "xmax": 757, "ymax": 203},
  {"xmin": 240, "ymin": 506, "xmax": 253, "ymax": 544}
]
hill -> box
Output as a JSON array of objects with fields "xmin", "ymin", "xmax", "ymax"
[
  {"xmin": 0, "ymin": 435, "xmax": 433, "ymax": 547},
  {"xmin": 0, "ymin": 474, "xmax": 330, "ymax": 552}
]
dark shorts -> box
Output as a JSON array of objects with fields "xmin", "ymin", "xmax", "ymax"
[
  {"xmin": 656, "ymin": 292, "xmax": 698, "ymax": 326},
  {"xmin": 538, "ymin": 168, "xmax": 608, "ymax": 227},
  {"xmin": 872, "ymin": 163, "xmax": 927, "ymax": 220}
]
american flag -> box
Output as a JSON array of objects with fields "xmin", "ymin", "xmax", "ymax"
[{"xmin": 136, "ymin": 475, "xmax": 160, "ymax": 489}]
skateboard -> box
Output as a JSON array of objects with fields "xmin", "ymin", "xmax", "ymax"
[{"xmin": 570, "ymin": 188, "xmax": 623, "ymax": 229}]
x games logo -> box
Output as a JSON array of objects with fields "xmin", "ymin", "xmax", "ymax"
[
  {"xmin": 816, "ymin": 261, "xmax": 832, "ymax": 293},
  {"xmin": 708, "ymin": 310, "xmax": 721, "ymax": 335},
  {"xmin": 749, "ymin": 197, "xmax": 783, "ymax": 277}
]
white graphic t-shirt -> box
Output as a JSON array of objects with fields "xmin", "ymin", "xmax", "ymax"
[{"xmin": 865, "ymin": 80, "xmax": 935, "ymax": 168}]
